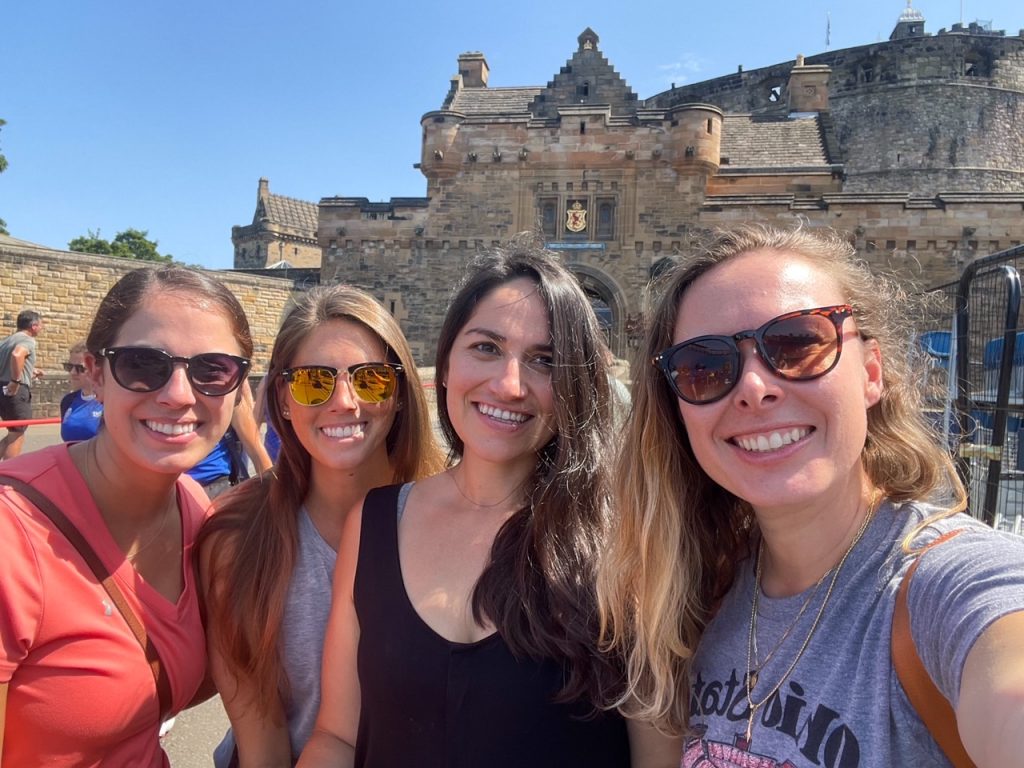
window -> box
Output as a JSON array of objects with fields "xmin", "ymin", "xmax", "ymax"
[
  {"xmin": 541, "ymin": 199, "xmax": 557, "ymax": 237},
  {"xmin": 597, "ymin": 199, "xmax": 615, "ymax": 239}
]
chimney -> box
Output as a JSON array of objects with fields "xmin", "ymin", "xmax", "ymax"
[
  {"xmin": 457, "ymin": 52, "xmax": 489, "ymax": 88},
  {"xmin": 787, "ymin": 57, "xmax": 831, "ymax": 112}
]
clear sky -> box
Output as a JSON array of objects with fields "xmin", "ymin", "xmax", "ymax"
[{"xmin": 3, "ymin": 1, "xmax": 1021, "ymax": 269}]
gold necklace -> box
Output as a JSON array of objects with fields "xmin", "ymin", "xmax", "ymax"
[
  {"xmin": 743, "ymin": 493, "xmax": 881, "ymax": 747},
  {"xmin": 124, "ymin": 505, "xmax": 174, "ymax": 563},
  {"xmin": 80, "ymin": 443, "xmax": 176, "ymax": 564},
  {"xmin": 751, "ymin": 568, "xmax": 828, "ymax": 673},
  {"xmin": 449, "ymin": 467, "xmax": 523, "ymax": 509}
]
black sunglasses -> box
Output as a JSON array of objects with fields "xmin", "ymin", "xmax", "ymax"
[
  {"xmin": 63, "ymin": 362, "xmax": 87, "ymax": 374},
  {"xmin": 653, "ymin": 305, "xmax": 854, "ymax": 404},
  {"xmin": 99, "ymin": 346, "xmax": 250, "ymax": 397}
]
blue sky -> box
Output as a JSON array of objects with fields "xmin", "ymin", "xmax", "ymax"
[{"xmin": 3, "ymin": 1, "xmax": 1021, "ymax": 269}]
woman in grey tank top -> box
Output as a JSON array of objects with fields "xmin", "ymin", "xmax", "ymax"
[{"xmin": 199, "ymin": 286, "xmax": 443, "ymax": 767}]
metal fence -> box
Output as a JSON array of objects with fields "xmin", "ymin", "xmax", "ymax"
[{"xmin": 922, "ymin": 244, "xmax": 1024, "ymax": 533}]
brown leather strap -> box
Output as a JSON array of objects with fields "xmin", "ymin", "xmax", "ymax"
[
  {"xmin": 0, "ymin": 475, "xmax": 173, "ymax": 720},
  {"xmin": 892, "ymin": 529, "xmax": 976, "ymax": 767}
]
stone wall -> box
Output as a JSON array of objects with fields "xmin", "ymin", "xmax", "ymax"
[
  {"xmin": 650, "ymin": 30, "xmax": 1024, "ymax": 195},
  {"xmin": 0, "ymin": 240, "xmax": 296, "ymax": 418}
]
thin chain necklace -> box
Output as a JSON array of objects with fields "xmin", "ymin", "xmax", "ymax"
[
  {"xmin": 743, "ymin": 492, "xmax": 881, "ymax": 747},
  {"xmin": 124, "ymin": 505, "xmax": 174, "ymax": 563},
  {"xmin": 449, "ymin": 467, "xmax": 523, "ymax": 509},
  {"xmin": 751, "ymin": 568, "xmax": 828, "ymax": 672},
  {"xmin": 81, "ymin": 443, "xmax": 176, "ymax": 564}
]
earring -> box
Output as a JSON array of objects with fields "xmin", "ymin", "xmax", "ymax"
[{"xmin": 282, "ymin": 408, "xmax": 291, "ymax": 417}]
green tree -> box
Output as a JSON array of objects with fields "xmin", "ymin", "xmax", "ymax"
[
  {"xmin": 69, "ymin": 227, "xmax": 173, "ymax": 263},
  {"xmin": 68, "ymin": 229, "xmax": 113, "ymax": 255}
]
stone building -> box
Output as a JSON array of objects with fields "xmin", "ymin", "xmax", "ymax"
[
  {"xmin": 235, "ymin": 5, "xmax": 1024, "ymax": 361},
  {"xmin": 232, "ymin": 178, "xmax": 320, "ymax": 269}
]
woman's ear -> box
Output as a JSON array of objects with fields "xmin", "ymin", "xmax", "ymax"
[
  {"xmin": 862, "ymin": 338, "xmax": 884, "ymax": 408},
  {"xmin": 85, "ymin": 352, "xmax": 105, "ymax": 403},
  {"xmin": 276, "ymin": 380, "xmax": 292, "ymax": 420}
]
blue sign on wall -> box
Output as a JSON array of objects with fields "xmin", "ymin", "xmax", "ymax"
[{"xmin": 546, "ymin": 242, "xmax": 607, "ymax": 250}]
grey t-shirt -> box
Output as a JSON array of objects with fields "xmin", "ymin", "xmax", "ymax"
[
  {"xmin": 0, "ymin": 331, "xmax": 36, "ymax": 386},
  {"xmin": 214, "ymin": 506, "xmax": 337, "ymax": 767},
  {"xmin": 684, "ymin": 502, "xmax": 1024, "ymax": 768}
]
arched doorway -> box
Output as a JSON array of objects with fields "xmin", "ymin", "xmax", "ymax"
[{"xmin": 566, "ymin": 264, "xmax": 628, "ymax": 359}]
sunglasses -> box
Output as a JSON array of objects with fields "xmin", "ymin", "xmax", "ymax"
[
  {"xmin": 63, "ymin": 362, "xmax": 87, "ymax": 374},
  {"xmin": 98, "ymin": 346, "xmax": 250, "ymax": 397},
  {"xmin": 653, "ymin": 304, "xmax": 854, "ymax": 404},
  {"xmin": 282, "ymin": 363, "xmax": 403, "ymax": 406}
]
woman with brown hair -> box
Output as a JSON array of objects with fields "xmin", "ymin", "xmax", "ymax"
[
  {"xmin": 200, "ymin": 285, "xmax": 443, "ymax": 767},
  {"xmin": 0, "ymin": 265, "xmax": 253, "ymax": 766},
  {"xmin": 300, "ymin": 241, "xmax": 678, "ymax": 767},
  {"xmin": 598, "ymin": 224, "xmax": 1024, "ymax": 766}
]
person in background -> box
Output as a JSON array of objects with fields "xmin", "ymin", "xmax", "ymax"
[
  {"xmin": 60, "ymin": 340, "xmax": 103, "ymax": 441},
  {"xmin": 188, "ymin": 380, "xmax": 273, "ymax": 498},
  {"xmin": 598, "ymin": 224, "xmax": 1024, "ymax": 766},
  {"xmin": 200, "ymin": 285, "xmax": 443, "ymax": 767},
  {"xmin": 300, "ymin": 242, "xmax": 679, "ymax": 767},
  {"xmin": 0, "ymin": 309, "xmax": 45, "ymax": 459},
  {"xmin": 0, "ymin": 265, "xmax": 254, "ymax": 766}
]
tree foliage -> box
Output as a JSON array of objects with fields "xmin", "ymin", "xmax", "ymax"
[{"xmin": 68, "ymin": 228, "xmax": 173, "ymax": 263}]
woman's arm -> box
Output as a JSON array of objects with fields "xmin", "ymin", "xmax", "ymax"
[
  {"xmin": 626, "ymin": 716, "xmax": 683, "ymax": 768},
  {"xmin": 199, "ymin": 532, "xmax": 292, "ymax": 768},
  {"xmin": 295, "ymin": 501, "xmax": 364, "ymax": 767},
  {"xmin": 233, "ymin": 381, "xmax": 274, "ymax": 474},
  {"xmin": 956, "ymin": 611, "xmax": 1024, "ymax": 767}
]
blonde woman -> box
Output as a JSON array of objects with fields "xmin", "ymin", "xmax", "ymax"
[{"xmin": 599, "ymin": 225, "xmax": 1024, "ymax": 766}]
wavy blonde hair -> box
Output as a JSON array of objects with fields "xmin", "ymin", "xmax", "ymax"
[{"xmin": 597, "ymin": 224, "xmax": 966, "ymax": 733}]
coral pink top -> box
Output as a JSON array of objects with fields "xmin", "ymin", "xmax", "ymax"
[{"xmin": 0, "ymin": 444, "xmax": 209, "ymax": 767}]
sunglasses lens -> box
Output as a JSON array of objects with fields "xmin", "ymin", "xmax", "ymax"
[
  {"xmin": 762, "ymin": 314, "xmax": 839, "ymax": 379},
  {"xmin": 668, "ymin": 339, "xmax": 738, "ymax": 403},
  {"xmin": 350, "ymin": 364, "xmax": 398, "ymax": 403},
  {"xmin": 112, "ymin": 348, "xmax": 173, "ymax": 392},
  {"xmin": 189, "ymin": 353, "xmax": 246, "ymax": 396},
  {"xmin": 288, "ymin": 367, "xmax": 336, "ymax": 406}
]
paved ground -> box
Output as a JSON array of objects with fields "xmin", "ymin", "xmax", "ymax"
[{"xmin": 13, "ymin": 422, "xmax": 230, "ymax": 767}]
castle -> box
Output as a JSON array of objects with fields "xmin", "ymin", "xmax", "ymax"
[{"xmin": 232, "ymin": 4, "xmax": 1024, "ymax": 361}]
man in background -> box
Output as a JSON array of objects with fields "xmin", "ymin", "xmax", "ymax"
[{"xmin": 0, "ymin": 310, "xmax": 44, "ymax": 459}]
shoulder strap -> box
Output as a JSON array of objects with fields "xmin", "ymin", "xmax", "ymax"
[
  {"xmin": 892, "ymin": 528, "xmax": 976, "ymax": 768},
  {"xmin": 0, "ymin": 474, "xmax": 173, "ymax": 720}
]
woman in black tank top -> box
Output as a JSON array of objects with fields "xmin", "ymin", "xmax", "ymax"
[{"xmin": 299, "ymin": 241, "xmax": 681, "ymax": 767}]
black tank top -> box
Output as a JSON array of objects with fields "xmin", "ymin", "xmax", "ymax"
[{"xmin": 353, "ymin": 483, "xmax": 630, "ymax": 767}]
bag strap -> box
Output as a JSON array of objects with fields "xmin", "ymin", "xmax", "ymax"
[
  {"xmin": 892, "ymin": 528, "xmax": 976, "ymax": 768},
  {"xmin": 0, "ymin": 474, "xmax": 173, "ymax": 720}
]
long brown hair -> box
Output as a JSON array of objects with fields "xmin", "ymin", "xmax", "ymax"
[
  {"xmin": 199, "ymin": 285, "xmax": 443, "ymax": 715},
  {"xmin": 434, "ymin": 238, "xmax": 619, "ymax": 702},
  {"xmin": 597, "ymin": 224, "xmax": 966, "ymax": 733}
]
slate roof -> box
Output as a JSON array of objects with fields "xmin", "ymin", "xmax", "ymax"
[
  {"xmin": 260, "ymin": 193, "xmax": 318, "ymax": 233},
  {"xmin": 446, "ymin": 87, "xmax": 543, "ymax": 115},
  {"xmin": 719, "ymin": 114, "xmax": 831, "ymax": 168}
]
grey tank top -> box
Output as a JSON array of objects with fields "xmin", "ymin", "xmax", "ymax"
[{"xmin": 214, "ymin": 506, "xmax": 337, "ymax": 766}]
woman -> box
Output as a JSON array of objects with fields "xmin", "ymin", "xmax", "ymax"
[
  {"xmin": 0, "ymin": 265, "xmax": 253, "ymax": 766},
  {"xmin": 200, "ymin": 285, "xmax": 443, "ymax": 767},
  {"xmin": 300, "ymin": 242, "xmax": 679, "ymax": 767},
  {"xmin": 598, "ymin": 224, "xmax": 1024, "ymax": 766},
  {"xmin": 60, "ymin": 339, "xmax": 103, "ymax": 441}
]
